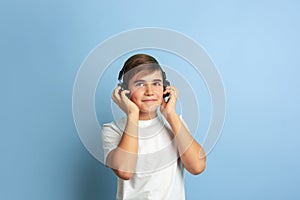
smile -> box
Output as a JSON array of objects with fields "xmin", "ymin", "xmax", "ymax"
[{"xmin": 142, "ymin": 99, "xmax": 157, "ymax": 102}]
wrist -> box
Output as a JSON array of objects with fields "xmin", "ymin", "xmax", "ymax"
[
  {"xmin": 125, "ymin": 111, "xmax": 139, "ymax": 137},
  {"xmin": 166, "ymin": 113, "xmax": 182, "ymax": 136},
  {"xmin": 165, "ymin": 112, "xmax": 180, "ymax": 123},
  {"xmin": 127, "ymin": 110, "xmax": 139, "ymax": 121}
]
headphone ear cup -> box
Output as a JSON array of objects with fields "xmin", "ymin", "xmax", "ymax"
[
  {"xmin": 162, "ymin": 71, "xmax": 170, "ymax": 98},
  {"xmin": 162, "ymin": 72, "xmax": 170, "ymax": 89},
  {"xmin": 118, "ymin": 82, "xmax": 127, "ymax": 92},
  {"xmin": 118, "ymin": 82, "xmax": 130, "ymax": 98},
  {"xmin": 118, "ymin": 82, "xmax": 126, "ymax": 90},
  {"xmin": 166, "ymin": 80, "xmax": 170, "ymax": 87},
  {"xmin": 163, "ymin": 80, "xmax": 170, "ymax": 98},
  {"xmin": 163, "ymin": 80, "xmax": 170, "ymax": 90},
  {"xmin": 121, "ymin": 83, "xmax": 125, "ymax": 90}
]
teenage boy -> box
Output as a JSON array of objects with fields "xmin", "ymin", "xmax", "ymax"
[{"xmin": 102, "ymin": 54, "xmax": 206, "ymax": 200}]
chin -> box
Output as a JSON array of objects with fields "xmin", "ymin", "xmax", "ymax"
[{"xmin": 140, "ymin": 105, "xmax": 160, "ymax": 114}]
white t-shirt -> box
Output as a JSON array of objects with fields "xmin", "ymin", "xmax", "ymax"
[{"xmin": 102, "ymin": 116, "xmax": 185, "ymax": 200}]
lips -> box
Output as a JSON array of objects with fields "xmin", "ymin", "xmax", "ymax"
[{"xmin": 142, "ymin": 99, "xmax": 157, "ymax": 102}]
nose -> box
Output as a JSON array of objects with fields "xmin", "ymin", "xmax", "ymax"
[{"xmin": 144, "ymin": 84, "xmax": 154, "ymax": 96}]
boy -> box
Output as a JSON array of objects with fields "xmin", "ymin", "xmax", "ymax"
[{"xmin": 102, "ymin": 54, "xmax": 206, "ymax": 200}]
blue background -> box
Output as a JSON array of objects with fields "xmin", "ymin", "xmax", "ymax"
[{"xmin": 1, "ymin": 0, "xmax": 300, "ymax": 199}]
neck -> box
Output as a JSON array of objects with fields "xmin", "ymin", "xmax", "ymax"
[{"xmin": 139, "ymin": 111, "xmax": 157, "ymax": 120}]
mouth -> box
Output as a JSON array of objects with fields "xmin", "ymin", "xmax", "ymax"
[{"xmin": 142, "ymin": 99, "xmax": 158, "ymax": 102}]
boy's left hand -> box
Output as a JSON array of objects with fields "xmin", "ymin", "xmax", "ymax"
[{"xmin": 160, "ymin": 86, "xmax": 179, "ymax": 118}]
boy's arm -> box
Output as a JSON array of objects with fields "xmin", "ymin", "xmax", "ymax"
[
  {"xmin": 106, "ymin": 113, "xmax": 139, "ymax": 180},
  {"xmin": 161, "ymin": 86, "xmax": 206, "ymax": 175},
  {"xmin": 166, "ymin": 113, "xmax": 206, "ymax": 175},
  {"xmin": 106, "ymin": 86, "xmax": 139, "ymax": 180}
]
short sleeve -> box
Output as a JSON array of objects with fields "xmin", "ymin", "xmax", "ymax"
[{"xmin": 101, "ymin": 121, "xmax": 123, "ymax": 165}]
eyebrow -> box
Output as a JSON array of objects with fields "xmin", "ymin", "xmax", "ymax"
[{"xmin": 133, "ymin": 79, "xmax": 162, "ymax": 83}]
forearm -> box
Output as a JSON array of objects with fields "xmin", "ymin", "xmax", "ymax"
[
  {"xmin": 166, "ymin": 113, "xmax": 206, "ymax": 175},
  {"xmin": 106, "ymin": 113, "xmax": 139, "ymax": 179}
]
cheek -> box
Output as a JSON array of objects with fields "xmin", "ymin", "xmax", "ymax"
[
  {"xmin": 156, "ymin": 88, "xmax": 164, "ymax": 97},
  {"xmin": 158, "ymin": 97, "xmax": 164, "ymax": 104},
  {"xmin": 156, "ymin": 90, "xmax": 164, "ymax": 103},
  {"xmin": 129, "ymin": 91, "xmax": 142, "ymax": 103}
]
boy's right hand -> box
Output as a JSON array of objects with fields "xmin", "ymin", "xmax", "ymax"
[{"xmin": 112, "ymin": 85, "xmax": 139, "ymax": 116}]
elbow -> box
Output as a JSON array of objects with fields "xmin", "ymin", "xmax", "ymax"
[
  {"xmin": 120, "ymin": 172, "xmax": 134, "ymax": 180},
  {"xmin": 114, "ymin": 170, "xmax": 134, "ymax": 180},
  {"xmin": 107, "ymin": 150, "xmax": 137, "ymax": 180},
  {"xmin": 189, "ymin": 161, "xmax": 206, "ymax": 175}
]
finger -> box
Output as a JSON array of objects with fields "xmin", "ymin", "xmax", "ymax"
[
  {"xmin": 113, "ymin": 85, "xmax": 121, "ymax": 97},
  {"xmin": 165, "ymin": 86, "xmax": 172, "ymax": 90},
  {"xmin": 112, "ymin": 91, "xmax": 120, "ymax": 102},
  {"xmin": 112, "ymin": 86, "xmax": 122, "ymax": 103},
  {"xmin": 171, "ymin": 89, "xmax": 178, "ymax": 98},
  {"xmin": 164, "ymin": 88, "xmax": 176, "ymax": 97},
  {"xmin": 168, "ymin": 87, "xmax": 178, "ymax": 98},
  {"xmin": 119, "ymin": 89, "xmax": 130, "ymax": 99},
  {"xmin": 163, "ymin": 90, "xmax": 169, "ymax": 96},
  {"xmin": 164, "ymin": 86, "xmax": 174, "ymax": 92}
]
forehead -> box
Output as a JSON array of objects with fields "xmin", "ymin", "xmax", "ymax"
[{"xmin": 129, "ymin": 70, "xmax": 163, "ymax": 83}]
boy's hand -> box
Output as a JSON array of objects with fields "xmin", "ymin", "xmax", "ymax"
[
  {"xmin": 112, "ymin": 85, "xmax": 139, "ymax": 116},
  {"xmin": 160, "ymin": 86, "xmax": 179, "ymax": 119}
]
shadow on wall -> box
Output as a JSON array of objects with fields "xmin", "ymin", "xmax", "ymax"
[{"xmin": 77, "ymin": 160, "xmax": 117, "ymax": 200}]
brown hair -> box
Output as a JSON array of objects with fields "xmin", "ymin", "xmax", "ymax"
[{"xmin": 118, "ymin": 54, "xmax": 163, "ymax": 89}]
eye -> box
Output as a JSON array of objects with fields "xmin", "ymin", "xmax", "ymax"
[
  {"xmin": 153, "ymin": 81, "xmax": 162, "ymax": 86},
  {"xmin": 135, "ymin": 82, "xmax": 145, "ymax": 87}
]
